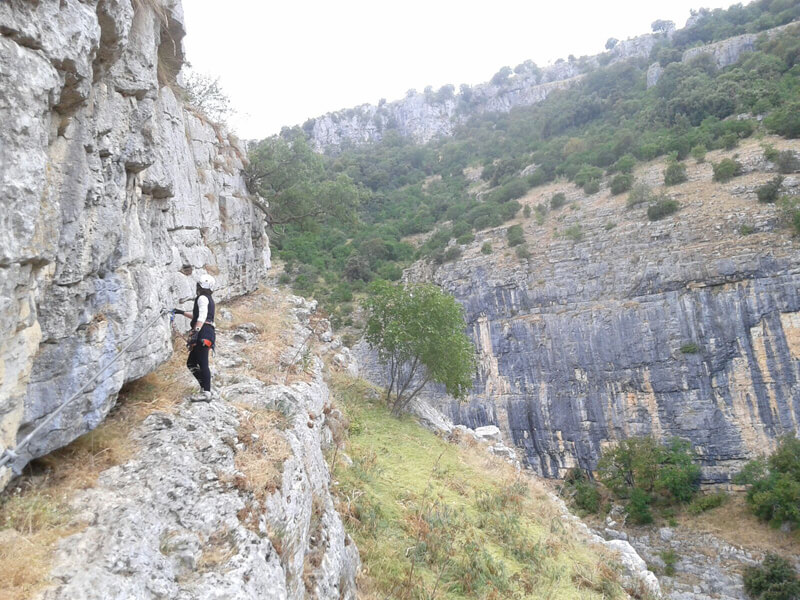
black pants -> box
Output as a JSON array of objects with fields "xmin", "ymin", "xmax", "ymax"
[
  {"xmin": 187, "ymin": 344, "xmax": 211, "ymax": 391},
  {"xmin": 187, "ymin": 324, "xmax": 215, "ymax": 392}
]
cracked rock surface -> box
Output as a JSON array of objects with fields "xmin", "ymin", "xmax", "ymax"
[{"xmin": 0, "ymin": 0, "xmax": 269, "ymax": 487}]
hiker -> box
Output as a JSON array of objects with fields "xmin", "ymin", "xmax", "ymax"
[{"xmin": 173, "ymin": 274, "xmax": 217, "ymax": 402}]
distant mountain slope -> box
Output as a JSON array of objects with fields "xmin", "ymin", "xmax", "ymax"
[{"xmin": 300, "ymin": 3, "xmax": 798, "ymax": 152}]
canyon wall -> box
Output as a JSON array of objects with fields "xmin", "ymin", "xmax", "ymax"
[
  {"xmin": 391, "ymin": 141, "xmax": 800, "ymax": 482},
  {"xmin": 0, "ymin": 0, "xmax": 269, "ymax": 486}
]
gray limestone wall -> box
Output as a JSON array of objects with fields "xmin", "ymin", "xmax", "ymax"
[
  {"xmin": 0, "ymin": 0, "xmax": 269, "ymax": 486},
  {"xmin": 396, "ymin": 144, "xmax": 800, "ymax": 482}
]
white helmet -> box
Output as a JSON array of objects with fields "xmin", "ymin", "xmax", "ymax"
[{"xmin": 197, "ymin": 273, "xmax": 215, "ymax": 291}]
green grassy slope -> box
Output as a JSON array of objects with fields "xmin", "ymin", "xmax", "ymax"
[{"xmin": 329, "ymin": 374, "xmax": 633, "ymax": 599}]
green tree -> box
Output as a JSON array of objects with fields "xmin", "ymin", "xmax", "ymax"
[
  {"xmin": 362, "ymin": 281, "xmax": 476, "ymax": 415},
  {"xmin": 597, "ymin": 436, "xmax": 700, "ymax": 504},
  {"xmin": 664, "ymin": 161, "xmax": 688, "ymax": 186},
  {"xmin": 734, "ymin": 436, "xmax": 800, "ymax": 529},
  {"xmin": 743, "ymin": 553, "xmax": 800, "ymax": 600},
  {"xmin": 506, "ymin": 224, "xmax": 525, "ymax": 246},
  {"xmin": 246, "ymin": 135, "xmax": 360, "ymax": 230},
  {"xmin": 712, "ymin": 158, "xmax": 743, "ymax": 182}
]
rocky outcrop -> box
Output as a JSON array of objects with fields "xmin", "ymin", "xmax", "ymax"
[
  {"xmin": 647, "ymin": 22, "xmax": 798, "ymax": 88},
  {"xmin": 38, "ymin": 297, "xmax": 359, "ymax": 600},
  {"xmin": 0, "ymin": 0, "xmax": 269, "ymax": 487},
  {"xmin": 396, "ymin": 141, "xmax": 800, "ymax": 481},
  {"xmin": 305, "ymin": 32, "xmax": 666, "ymax": 152}
]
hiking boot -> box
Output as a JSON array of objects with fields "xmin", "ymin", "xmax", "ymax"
[{"xmin": 189, "ymin": 390, "xmax": 213, "ymax": 403}]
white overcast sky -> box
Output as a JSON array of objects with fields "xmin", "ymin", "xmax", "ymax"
[{"xmin": 182, "ymin": 0, "xmax": 741, "ymax": 140}]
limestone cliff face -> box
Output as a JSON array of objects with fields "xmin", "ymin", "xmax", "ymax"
[
  {"xmin": 306, "ymin": 32, "xmax": 663, "ymax": 152},
  {"xmin": 0, "ymin": 0, "xmax": 269, "ymax": 485},
  {"xmin": 646, "ymin": 22, "xmax": 798, "ymax": 88},
  {"xmin": 398, "ymin": 141, "xmax": 800, "ymax": 482}
]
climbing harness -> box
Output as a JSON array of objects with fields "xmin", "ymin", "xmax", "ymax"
[{"xmin": 0, "ymin": 308, "xmax": 172, "ymax": 474}]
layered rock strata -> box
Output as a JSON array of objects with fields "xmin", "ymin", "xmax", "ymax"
[
  {"xmin": 373, "ymin": 140, "xmax": 800, "ymax": 481},
  {"xmin": 0, "ymin": 0, "xmax": 269, "ymax": 487}
]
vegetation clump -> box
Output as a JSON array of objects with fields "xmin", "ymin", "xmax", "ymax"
[
  {"xmin": 550, "ymin": 192, "xmax": 567, "ymax": 210},
  {"xmin": 743, "ymin": 553, "xmax": 800, "ymax": 600},
  {"xmin": 756, "ymin": 176, "xmax": 784, "ymax": 203},
  {"xmin": 610, "ymin": 174, "xmax": 634, "ymax": 195},
  {"xmin": 775, "ymin": 150, "xmax": 800, "ymax": 174},
  {"xmin": 664, "ymin": 161, "xmax": 688, "ymax": 186},
  {"xmin": 687, "ymin": 491, "xmax": 728, "ymax": 515},
  {"xmin": 561, "ymin": 224, "xmax": 583, "ymax": 242},
  {"xmin": 627, "ymin": 183, "xmax": 653, "ymax": 208},
  {"xmin": 597, "ymin": 437, "xmax": 701, "ymax": 523},
  {"xmin": 362, "ymin": 281, "xmax": 475, "ymax": 415},
  {"xmin": 712, "ymin": 158, "xmax": 743, "ymax": 182},
  {"xmin": 647, "ymin": 198, "xmax": 679, "ymax": 221},
  {"xmin": 506, "ymin": 224, "xmax": 525, "ymax": 247},
  {"xmin": 733, "ymin": 435, "xmax": 800, "ymax": 530}
]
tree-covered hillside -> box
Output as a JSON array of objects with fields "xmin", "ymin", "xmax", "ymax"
[{"xmin": 246, "ymin": 0, "xmax": 800, "ymax": 327}]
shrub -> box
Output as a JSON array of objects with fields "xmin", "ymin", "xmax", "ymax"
[
  {"xmin": 712, "ymin": 158, "xmax": 743, "ymax": 182},
  {"xmin": 764, "ymin": 102, "xmax": 800, "ymax": 138},
  {"xmin": 647, "ymin": 199, "xmax": 679, "ymax": 221},
  {"xmin": 627, "ymin": 182, "xmax": 652, "ymax": 208},
  {"xmin": 597, "ymin": 436, "xmax": 700, "ymax": 505},
  {"xmin": 523, "ymin": 204, "xmax": 532, "ymax": 218},
  {"xmin": 680, "ymin": 342, "xmax": 699, "ymax": 354},
  {"xmin": 610, "ymin": 173, "xmax": 633, "ymax": 195},
  {"xmin": 691, "ymin": 144, "xmax": 707, "ymax": 163},
  {"xmin": 490, "ymin": 178, "xmax": 529, "ymax": 203},
  {"xmin": 481, "ymin": 242, "xmax": 492, "ymax": 255},
  {"xmin": 763, "ymin": 143, "xmax": 780, "ymax": 163},
  {"xmin": 734, "ymin": 436, "xmax": 800, "ymax": 529},
  {"xmin": 779, "ymin": 196, "xmax": 800, "ymax": 235},
  {"xmin": 574, "ymin": 164, "xmax": 603, "ymax": 187},
  {"xmin": 277, "ymin": 273, "xmax": 291, "ymax": 284},
  {"xmin": 743, "ymin": 554, "xmax": 800, "ymax": 600},
  {"xmin": 583, "ymin": 180, "xmax": 600, "ymax": 195},
  {"xmin": 687, "ymin": 491, "xmax": 728, "ymax": 515},
  {"xmin": 443, "ymin": 246, "xmax": 462, "ymax": 262},
  {"xmin": 664, "ymin": 161, "xmax": 688, "ymax": 186},
  {"xmin": 456, "ymin": 232, "xmax": 475, "ymax": 245},
  {"xmin": 562, "ymin": 225, "xmax": 583, "ymax": 242},
  {"xmin": 756, "ymin": 176, "xmax": 784, "ymax": 203},
  {"xmin": 506, "ymin": 224, "xmax": 524, "ymax": 247},
  {"xmin": 611, "ymin": 154, "xmax": 636, "ymax": 174},
  {"xmin": 740, "ymin": 224, "xmax": 756, "ymax": 235},
  {"xmin": 660, "ymin": 549, "xmax": 679, "ymax": 576},
  {"xmin": 604, "ymin": 222, "xmax": 616, "ymax": 231},
  {"xmin": 515, "ymin": 245, "xmax": 530, "ymax": 259},
  {"xmin": 550, "ymin": 192, "xmax": 567, "ymax": 209},
  {"xmin": 775, "ymin": 150, "xmax": 800, "ymax": 174},
  {"xmin": 627, "ymin": 488, "xmax": 654, "ymax": 525},
  {"xmin": 563, "ymin": 469, "xmax": 602, "ymax": 514},
  {"xmin": 722, "ymin": 133, "xmax": 739, "ymax": 150}
]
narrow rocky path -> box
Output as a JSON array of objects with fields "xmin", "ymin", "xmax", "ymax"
[{"xmin": 38, "ymin": 292, "xmax": 359, "ymax": 600}]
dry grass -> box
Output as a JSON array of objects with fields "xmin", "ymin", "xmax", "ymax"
[
  {"xmin": 223, "ymin": 287, "xmax": 293, "ymax": 385},
  {"xmin": 677, "ymin": 493, "xmax": 800, "ymax": 557},
  {"xmin": 197, "ymin": 528, "xmax": 237, "ymax": 571},
  {"xmin": 0, "ymin": 341, "xmax": 190, "ymax": 600},
  {"xmin": 231, "ymin": 405, "xmax": 291, "ymax": 503}
]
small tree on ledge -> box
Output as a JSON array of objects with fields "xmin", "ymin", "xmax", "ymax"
[{"xmin": 362, "ymin": 281, "xmax": 476, "ymax": 416}]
